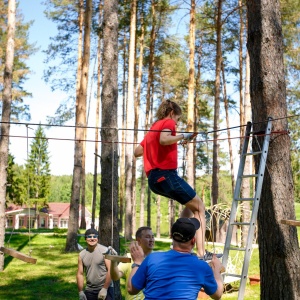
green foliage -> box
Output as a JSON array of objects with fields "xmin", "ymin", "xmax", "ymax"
[
  {"xmin": 25, "ymin": 125, "xmax": 51, "ymax": 207},
  {"xmin": 0, "ymin": 2, "xmax": 37, "ymax": 121},
  {"xmin": 48, "ymin": 175, "xmax": 72, "ymax": 203},
  {"xmin": 53, "ymin": 228, "xmax": 68, "ymax": 234},
  {"xmin": 6, "ymin": 154, "xmax": 27, "ymax": 204},
  {"xmin": 48, "ymin": 173, "xmax": 100, "ymax": 212}
]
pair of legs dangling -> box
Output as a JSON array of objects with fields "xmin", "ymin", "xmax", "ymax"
[{"xmin": 148, "ymin": 169, "xmax": 213, "ymax": 258}]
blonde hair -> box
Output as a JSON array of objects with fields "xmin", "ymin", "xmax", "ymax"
[{"xmin": 155, "ymin": 100, "xmax": 182, "ymax": 120}]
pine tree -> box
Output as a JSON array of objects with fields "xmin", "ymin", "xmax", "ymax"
[
  {"xmin": 26, "ymin": 125, "xmax": 51, "ymax": 228},
  {"xmin": 6, "ymin": 154, "xmax": 27, "ymax": 205}
]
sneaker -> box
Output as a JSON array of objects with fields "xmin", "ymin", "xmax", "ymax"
[{"xmin": 199, "ymin": 250, "xmax": 223, "ymax": 262}]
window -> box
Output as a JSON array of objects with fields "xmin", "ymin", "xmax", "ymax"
[
  {"xmin": 6, "ymin": 216, "xmax": 13, "ymax": 228},
  {"xmin": 60, "ymin": 219, "xmax": 68, "ymax": 228}
]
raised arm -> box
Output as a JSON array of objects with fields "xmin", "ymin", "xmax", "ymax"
[
  {"xmin": 208, "ymin": 255, "xmax": 224, "ymax": 300},
  {"xmin": 127, "ymin": 242, "xmax": 145, "ymax": 295},
  {"xmin": 159, "ymin": 129, "xmax": 184, "ymax": 145},
  {"xmin": 110, "ymin": 260, "xmax": 124, "ymax": 281}
]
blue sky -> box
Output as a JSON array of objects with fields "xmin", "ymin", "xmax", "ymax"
[
  {"xmin": 9, "ymin": 1, "xmax": 240, "ymax": 176},
  {"xmin": 9, "ymin": 1, "xmax": 86, "ymax": 175}
]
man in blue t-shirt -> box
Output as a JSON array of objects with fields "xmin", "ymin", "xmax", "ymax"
[{"xmin": 127, "ymin": 218, "xmax": 223, "ymax": 300}]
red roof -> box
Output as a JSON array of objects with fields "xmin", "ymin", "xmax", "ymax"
[
  {"xmin": 46, "ymin": 203, "xmax": 71, "ymax": 218},
  {"xmin": 6, "ymin": 202, "xmax": 90, "ymax": 218}
]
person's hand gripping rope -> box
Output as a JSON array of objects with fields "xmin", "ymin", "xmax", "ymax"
[{"xmin": 180, "ymin": 132, "xmax": 198, "ymax": 145}]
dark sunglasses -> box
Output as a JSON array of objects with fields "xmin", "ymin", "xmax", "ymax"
[{"xmin": 86, "ymin": 235, "xmax": 98, "ymax": 239}]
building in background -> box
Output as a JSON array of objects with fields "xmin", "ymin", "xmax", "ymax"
[{"xmin": 5, "ymin": 203, "xmax": 93, "ymax": 229}]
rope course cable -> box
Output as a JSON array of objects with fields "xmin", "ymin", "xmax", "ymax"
[{"xmin": 0, "ymin": 114, "xmax": 296, "ymax": 145}]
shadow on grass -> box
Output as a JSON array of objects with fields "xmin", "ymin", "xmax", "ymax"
[
  {"xmin": 0, "ymin": 275, "xmax": 77, "ymax": 300},
  {"xmin": 3, "ymin": 234, "xmax": 38, "ymax": 269}
]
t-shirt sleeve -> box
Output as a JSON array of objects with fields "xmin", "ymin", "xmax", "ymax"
[
  {"xmin": 160, "ymin": 119, "xmax": 176, "ymax": 133},
  {"xmin": 201, "ymin": 263, "xmax": 218, "ymax": 296},
  {"xmin": 118, "ymin": 261, "xmax": 129, "ymax": 276},
  {"xmin": 131, "ymin": 256, "xmax": 149, "ymax": 291}
]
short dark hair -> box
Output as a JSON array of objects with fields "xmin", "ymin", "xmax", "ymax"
[
  {"xmin": 84, "ymin": 228, "xmax": 99, "ymax": 238},
  {"xmin": 135, "ymin": 226, "xmax": 152, "ymax": 239}
]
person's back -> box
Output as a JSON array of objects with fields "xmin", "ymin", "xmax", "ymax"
[
  {"xmin": 131, "ymin": 250, "xmax": 217, "ymax": 300},
  {"xmin": 127, "ymin": 218, "xmax": 223, "ymax": 300}
]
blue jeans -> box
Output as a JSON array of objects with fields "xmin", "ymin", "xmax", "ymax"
[{"xmin": 148, "ymin": 169, "xmax": 196, "ymax": 204}]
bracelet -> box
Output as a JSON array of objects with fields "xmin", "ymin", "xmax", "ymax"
[{"xmin": 131, "ymin": 263, "xmax": 140, "ymax": 268}]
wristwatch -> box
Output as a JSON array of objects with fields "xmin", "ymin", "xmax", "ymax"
[{"xmin": 131, "ymin": 263, "xmax": 140, "ymax": 268}]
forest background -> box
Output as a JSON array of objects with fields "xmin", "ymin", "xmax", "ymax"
[
  {"xmin": 1, "ymin": 0, "xmax": 300, "ymax": 298},
  {"xmin": 2, "ymin": 0, "xmax": 299, "ymax": 222}
]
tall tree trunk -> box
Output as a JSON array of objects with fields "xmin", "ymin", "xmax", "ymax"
[
  {"xmin": 135, "ymin": 1, "xmax": 145, "ymax": 228},
  {"xmin": 156, "ymin": 195, "xmax": 161, "ymax": 238},
  {"xmin": 238, "ymin": 0, "xmax": 245, "ymax": 149},
  {"xmin": 144, "ymin": 0, "xmax": 157, "ymax": 228},
  {"xmin": 101, "ymin": 1, "xmax": 120, "ymax": 298},
  {"xmin": 168, "ymin": 199, "xmax": 175, "ymax": 236},
  {"xmin": 0, "ymin": 0, "xmax": 16, "ymax": 271},
  {"xmin": 145, "ymin": 0, "xmax": 157, "ymax": 128},
  {"xmin": 241, "ymin": 47, "xmax": 251, "ymax": 247},
  {"xmin": 247, "ymin": 0, "xmax": 300, "ymax": 298},
  {"xmin": 212, "ymin": 0, "xmax": 223, "ymax": 241},
  {"xmin": 119, "ymin": 32, "xmax": 127, "ymax": 233},
  {"xmin": 186, "ymin": 0, "xmax": 196, "ymax": 187},
  {"xmin": 221, "ymin": 61, "xmax": 234, "ymax": 195},
  {"xmin": 66, "ymin": 0, "xmax": 92, "ymax": 252},
  {"xmin": 76, "ymin": 0, "xmax": 84, "ymax": 101},
  {"xmin": 92, "ymin": 0, "xmax": 103, "ymax": 226},
  {"xmin": 124, "ymin": 0, "xmax": 137, "ymax": 240},
  {"xmin": 80, "ymin": 144, "xmax": 87, "ymax": 229},
  {"xmin": 140, "ymin": 171, "xmax": 146, "ymax": 227},
  {"xmin": 100, "ymin": 0, "xmax": 119, "ymax": 249}
]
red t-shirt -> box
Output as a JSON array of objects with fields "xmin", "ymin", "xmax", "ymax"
[{"xmin": 140, "ymin": 119, "xmax": 178, "ymax": 176}]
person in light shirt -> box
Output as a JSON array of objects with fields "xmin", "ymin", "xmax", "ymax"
[
  {"xmin": 110, "ymin": 227, "xmax": 155, "ymax": 300},
  {"xmin": 77, "ymin": 228, "xmax": 114, "ymax": 300}
]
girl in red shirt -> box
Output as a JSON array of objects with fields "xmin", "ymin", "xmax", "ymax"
[{"xmin": 135, "ymin": 100, "xmax": 220, "ymax": 260}]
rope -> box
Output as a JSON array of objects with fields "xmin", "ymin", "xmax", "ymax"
[
  {"xmin": 26, "ymin": 125, "xmax": 33, "ymax": 257},
  {"xmin": 111, "ymin": 141, "xmax": 114, "ymax": 247},
  {"xmin": 1, "ymin": 129, "xmax": 290, "ymax": 146},
  {"xmin": 1, "ymin": 113, "xmax": 299, "ymax": 134}
]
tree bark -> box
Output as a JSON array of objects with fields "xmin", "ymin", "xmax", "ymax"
[
  {"xmin": 66, "ymin": 0, "xmax": 92, "ymax": 252},
  {"xmin": 0, "ymin": 0, "xmax": 16, "ymax": 271},
  {"xmin": 247, "ymin": 0, "xmax": 300, "ymax": 298},
  {"xmin": 212, "ymin": 0, "xmax": 223, "ymax": 241},
  {"xmin": 92, "ymin": 1, "xmax": 103, "ymax": 226},
  {"xmin": 186, "ymin": 0, "xmax": 196, "ymax": 187},
  {"xmin": 124, "ymin": 0, "xmax": 137, "ymax": 240},
  {"xmin": 100, "ymin": 0, "xmax": 119, "ymax": 250},
  {"xmin": 135, "ymin": 4, "xmax": 146, "ymax": 228}
]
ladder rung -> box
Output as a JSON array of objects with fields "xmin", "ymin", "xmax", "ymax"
[
  {"xmin": 240, "ymin": 174, "xmax": 258, "ymax": 178},
  {"xmin": 235, "ymin": 198, "xmax": 255, "ymax": 201},
  {"xmin": 228, "ymin": 246, "xmax": 246, "ymax": 251},
  {"xmin": 243, "ymin": 151, "xmax": 262, "ymax": 156},
  {"xmin": 224, "ymin": 273, "xmax": 242, "ymax": 279},
  {"xmin": 231, "ymin": 222, "xmax": 251, "ymax": 226}
]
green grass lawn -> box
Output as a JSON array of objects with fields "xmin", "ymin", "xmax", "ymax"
[{"xmin": 0, "ymin": 231, "xmax": 264, "ymax": 300}]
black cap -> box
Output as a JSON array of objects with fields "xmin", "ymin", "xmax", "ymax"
[
  {"xmin": 85, "ymin": 228, "xmax": 99, "ymax": 238},
  {"xmin": 171, "ymin": 218, "xmax": 200, "ymax": 243}
]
